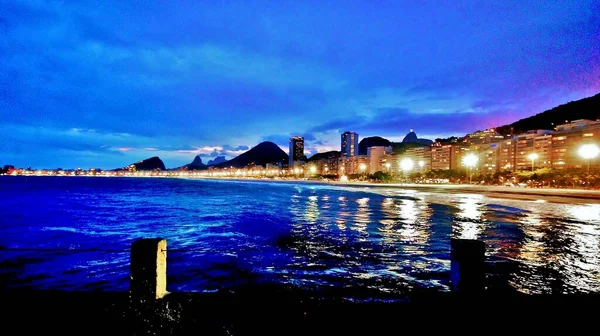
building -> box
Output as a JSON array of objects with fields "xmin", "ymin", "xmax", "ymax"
[
  {"xmin": 376, "ymin": 153, "xmax": 401, "ymax": 175},
  {"xmin": 533, "ymin": 133, "xmax": 553, "ymax": 169},
  {"xmin": 310, "ymin": 152, "xmax": 341, "ymax": 176},
  {"xmin": 466, "ymin": 129, "xmax": 505, "ymax": 145},
  {"xmin": 430, "ymin": 143, "xmax": 465, "ymax": 170},
  {"xmin": 288, "ymin": 136, "xmax": 305, "ymax": 167},
  {"xmin": 468, "ymin": 143, "xmax": 499, "ymax": 173},
  {"xmin": 515, "ymin": 130, "xmax": 552, "ymax": 171},
  {"xmin": 551, "ymin": 119, "xmax": 600, "ymax": 169},
  {"xmin": 367, "ymin": 146, "xmax": 392, "ymax": 174},
  {"xmin": 404, "ymin": 145, "xmax": 432, "ymax": 172},
  {"xmin": 497, "ymin": 138, "xmax": 516, "ymax": 171},
  {"xmin": 339, "ymin": 155, "xmax": 369, "ymax": 175},
  {"xmin": 341, "ymin": 131, "xmax": 359, "ymax": 157}
]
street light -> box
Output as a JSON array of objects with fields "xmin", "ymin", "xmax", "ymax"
[
  {"xmin": 462, "ymin": 153, "xmax": 478, "ymax": 184},
  {"xmin": 578, "ymin": 143, "xmax": 600, "ymax": 174},
  {"xmin": 528, "ymin": 153, "xmax": 539, "ymax": 171},
  {"xmin": 385, "ymin": 162, "xmax": 391, "ymax": 171},
  {"xmin": 309, "ymin": 165, "xmax": 317, "ymax": 175},
  {"xmin": 400, "ymin": 158, "xmax": 414, "ymax": 182},
  {"xmin": 400, "ymin": 158, "xmax": 414, "ymax": 172},
  {"xmin": 359, "ymin": 163, "xmax": 367, "ymax": 178},
  {"xmin": 418, "ymin": 160, "xmax": 425, "ymax": 172}
]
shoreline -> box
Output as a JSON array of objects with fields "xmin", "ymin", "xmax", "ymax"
[
  {"xmin": 188, "ymin": 177, "xmax": 600, "ymax": 203},
  {"xmin": 4, "ymin": 175, "xmax": 600, "ymax": 203}
]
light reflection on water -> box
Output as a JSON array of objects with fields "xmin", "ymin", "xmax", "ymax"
[{"xmin": 0, "ymin": 177, "xmax": 599, "ymax": 296}]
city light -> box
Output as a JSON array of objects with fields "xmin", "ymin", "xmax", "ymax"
[
  {"xmin": 400, "ymin": 158, "xmax": 414, "ymax": 172},
  {"xmin": 528, "ymin": 153, "xmax": 539, "ymax": 170},
  {"xmin": 578, "ymin": 144, "xmax": 600, "ymax": 160},
  {"xmin": 418, "ymin": 161, "xmax": 425, "ymax": 170},
  {"xmin": 462, "ymin": 153, "xmax": 478, "ymax": 168},
  {"xmin": 578, "ymin": 143, "xmax": 599, "ymax": 174},
  {"xmin": 385, "ymin": 163, "xmax": 391, "ymax": 170},
  {"xmin": 309, "ymin": 166, "xmax": 317, "ymax": 174},
  {"xmin": 359, "ymin": 163, "xmax": 367, "ymax": 171},
  {"xmin": 462, "ymin": 153, "xmax": 478, "ymax": 184}
]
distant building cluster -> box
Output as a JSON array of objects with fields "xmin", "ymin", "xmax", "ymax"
[
  {"xmin": 3, "ymin": 119, "xmax": 598, "ymax": 179},
  {"xmin": 289, "ymin": 118, "xmax": 600, "ymax": 176}
]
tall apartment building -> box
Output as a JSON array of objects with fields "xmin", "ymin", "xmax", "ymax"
[
  {"xmin": 468, "ymin": 143, "xmax": 499, "ymax": 172},
  {"xmin": 404, "ymin": 145, "xmax": 432, "ymax": 171},
  {"xmin": 497, "ymin": 138, "xmax": 516, "ymax": 171},
  {"xmin": 339, "ymin": 155, "xmax": 369, "ymax": 175},
  {"xmin": 288, "ymin": 136, "xmax": 305, "ymax": 167},
  {"xmin": 533, "ymin": 133, "xmax": 553, "ymax": 169},
  {"xmin": 377, "ymin": 153, "xmax": 400, "ymax": 174},
  {"xmin": 431, "ymin": 143, "xmax": 465, "ymax": 170},
  {"xmin": 515, "ymin": 130, "xmax": 552, "ymax": 170},
  {"xmin": 367, "ymin": 146, "xmax": 392, "ymax": 174},
  {"xmin": 341, "ymin": 131, "xmax": 359, "ymax": 157},
  {"xmin": 552, "ymin": 119, "xmax": 600, "ymax": 169}
]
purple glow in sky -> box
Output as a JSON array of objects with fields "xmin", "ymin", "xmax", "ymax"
[{"xmin": 1, "ymin": 1, "xmax": 599, "ymax": 168}]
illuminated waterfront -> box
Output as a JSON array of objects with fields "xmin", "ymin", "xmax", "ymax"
[{"xmin": 1, "ymin": 176, "xmax": 599, "ymax": 296}]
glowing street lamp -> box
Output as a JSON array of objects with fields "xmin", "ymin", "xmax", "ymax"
[
  {"xmin": 309, "ymin": 165, "xmax": 317, "ymax": 175},
  {"xmin": 418, "ymin": 160, "xmax": 425, "ymax": 172},
  {"xmin": 400, "ymin": 158, "xmax": 414, "ymax": 172},
  {"xmin": 528, "ymin": 153, "xmax": 539, "ymax": 171},
  {"xmin": 578, "ymin": 143, "xmax": 600, "ymax": 174},
  {"xmin": 359, "ymin": 163, "xmax": 367, "ymax": 177},
  {"xmin": 462, "ymin": 153, "xmax": 478, "ymax": 184},
  {"xmin": 385, "ymin": 162, "xmax": 391, "ymax": 171}
]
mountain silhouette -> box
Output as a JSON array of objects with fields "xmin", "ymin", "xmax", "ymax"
[
  {"xmin": 115, "ymin": 156, "xmax": 165, "ymax": 171},
  {"xmin": 495, "ymin": 92, "xmax": 600, "ymax": 135},
  {"xmin": 358, "ymin": 137, "xmax": 392, "ymax": 155},
  {"xmin": 308, "ymin": 151, "xmax": 341, "ymax": 161},
  {"xmin": 213, "ymin": 141, "xmax": 288, "ymax": 168},
  {"xmin": 207, "ymin": 156, "xmax": 227, "ymax": 166},
  {"xmin": 175, "ymin": 155, "xmax": 207, "ymax": 171}
]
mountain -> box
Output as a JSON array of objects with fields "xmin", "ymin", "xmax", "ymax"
[
  {"xmin": 401, "ymin": 129, "xmax": 433, "ymax": 145},
  {"xmin": 495, "ymin": 92, "xmax": 600, "ymax": 135},
  {"xmin": 358, "ymin": 136, "xmax": 392, "ymax": 155},
  {"xmin": 116, "ymin": 156, "xmax": 165, "ymax": 171},
  {"xmin": 176, "ymin": 155, "xmax": 207, "ymax": 171},
  {"xmin": 191, "ymin": 155, "xmax": 203, "ymax": 166},
  {"xmin": 213, "ymin": 141, "xmax": 288, "ymax": 168},
  {"xmin": 308, "ymin": 151, "xmax": 341, "ymax": 161},
  {"xmin": 207, "ymin": 156, "xmax": 227, "ymax": 166}
]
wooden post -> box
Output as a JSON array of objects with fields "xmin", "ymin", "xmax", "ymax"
[
  {"xmin": 451, "ymin": 238, "xmax": 485, "ymax": 294},
  {"xmin": 130, "ymin": 238, "xmax": 168, "ymax": 300}
]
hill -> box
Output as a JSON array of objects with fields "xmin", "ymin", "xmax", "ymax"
[
  {"xmin": 116, "ymin": 156, "xmax": 166, "ymax": 171},
  {"xmin": 308, "ymin": 151, "xmax": 341, "ymax": 161},
  {"xmin": 207, "ymin": 156, "xmax": 227, "ymax": 166},
  {"xmin": 176, "ymin": 155, "xmax": 207, "ymax": 171},
  {"xmin": 358, "ymin": 137, "xmax": 392, "ymax": 155},
  {"xmin": 213, "ymin": 141, "xmax": 288, "ymax": 168},
  {"xmin": 495, "ymin": 92, "xmax": 600, "ymax": 135}
]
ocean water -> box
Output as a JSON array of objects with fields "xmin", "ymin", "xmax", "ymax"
[{"xmin": 1, "ymin": 176, "xmax": 599, "ymax": 297}]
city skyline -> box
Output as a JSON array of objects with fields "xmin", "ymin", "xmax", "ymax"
[{"xmin": 1, "ymin": 1, "xmax": 599, "ymax": 169}]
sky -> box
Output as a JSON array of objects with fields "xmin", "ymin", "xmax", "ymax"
[{"xmin": 1, "ymin": 0, "xmax": 599, "ymax": 169}]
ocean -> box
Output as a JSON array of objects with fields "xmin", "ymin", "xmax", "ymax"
[{"xmin": 1, "ymin": 176, "xmax": 599, "ymax": 297}]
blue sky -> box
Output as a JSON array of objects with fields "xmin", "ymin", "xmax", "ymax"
[{"xmin": 1, "ymin": 0, "xmax": 599, "ymax": 169}]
